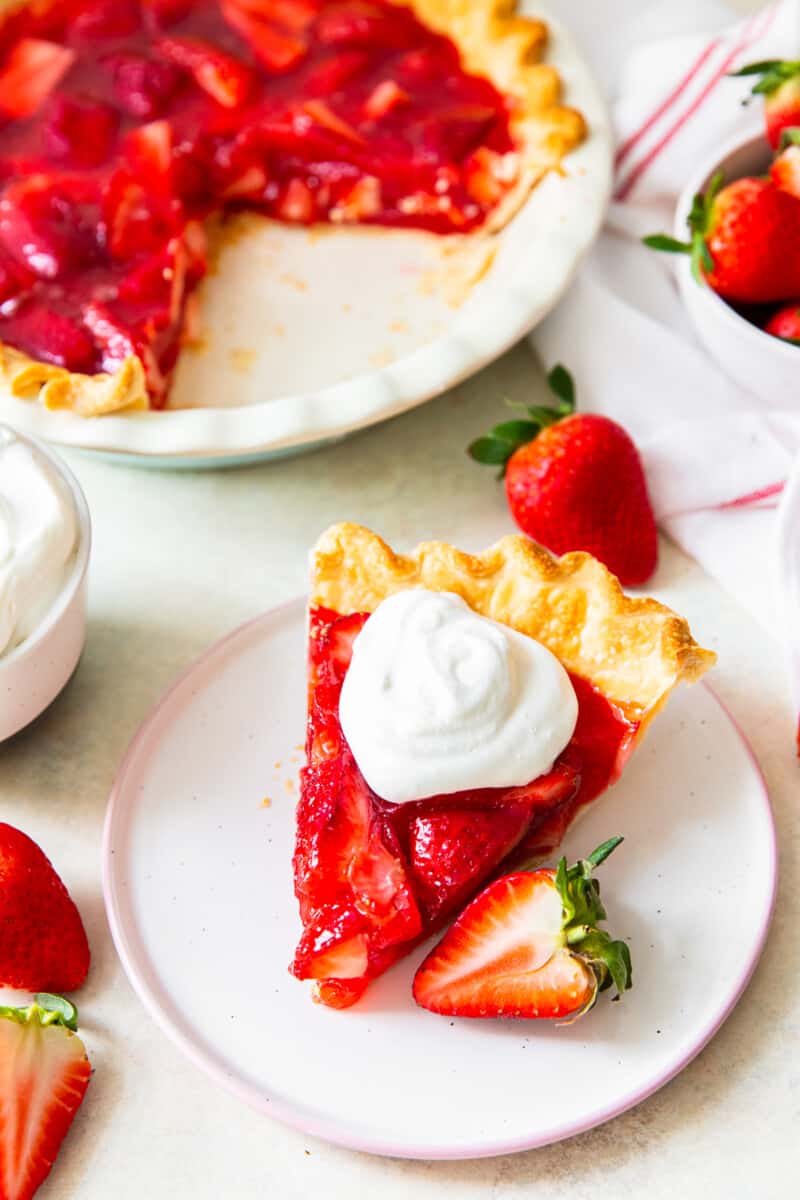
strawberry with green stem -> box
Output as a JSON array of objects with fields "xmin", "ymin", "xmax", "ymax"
[
  {"xmin": 0, "ymin": 994, "xmax": 91, "ymax": 1200},
  {"xmin": 644, "ymin": 169, "xmax": 800, "ymax": 303},
  {"xmin": 729, "ymin": 59, "xmax": 800, "ymax": 149},
  {"xmin": 469, "ymin": 364, "xmax": 658, "ymax": 586},
  {"xmin": 413, "ymin": 837, "xmax": 632, "ymax": 1021}
]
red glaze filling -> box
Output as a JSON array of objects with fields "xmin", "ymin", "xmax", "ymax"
[
  {"xmin": 0, "ymin": 0, "xmax": 516, "ymax": 403},
  {"xmin": 292, "ymin": 606, "xmax": 640, "ymax": 1008}
]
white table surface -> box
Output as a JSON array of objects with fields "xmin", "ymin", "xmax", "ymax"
[{"xmin": 1, "ymin": 335, "xmax": 798, "ymax": 1198}]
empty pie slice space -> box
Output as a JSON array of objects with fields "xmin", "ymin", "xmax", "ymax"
[
  {"xmin": 291, "ymin": 524, "xmax": 717, "ymax": 1009},
  {"xmin": 0, "ymin": 0, "xmax": 585, "ymax": 418}
]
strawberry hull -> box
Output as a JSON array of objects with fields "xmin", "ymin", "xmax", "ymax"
[{"xmin": 291, "ymin": 606, "xmax": 638, "ymax": 1008}]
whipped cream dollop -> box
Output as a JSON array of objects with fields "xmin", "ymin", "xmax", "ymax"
[
  {"xmin": 0, "ymin": 429, "xmax": 78, "ymax": 658},
  {"xmin": 338, "ymin": 589, "xmax": 578, "ymax": 804}
]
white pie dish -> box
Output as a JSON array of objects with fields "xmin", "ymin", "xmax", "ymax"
[
  {"xmin": 674, "ymin": 127, "xmax": 800, "ymax": 401},
  {"xmin": 0, "ymin": 429, "xmax": 91, "ymax": 743},
  {"xmin": 0, "ymin": 3, "xmax": 612, "ymax": 469}
]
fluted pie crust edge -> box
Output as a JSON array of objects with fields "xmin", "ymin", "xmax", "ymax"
[{"xmin": 310, "ymin": 523, "xmax": 716, "ymax": 723}]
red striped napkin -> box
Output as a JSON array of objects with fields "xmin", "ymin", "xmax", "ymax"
[{"xmin": 533, "ymin": 0, "xmax": 800, "ymax": 752}]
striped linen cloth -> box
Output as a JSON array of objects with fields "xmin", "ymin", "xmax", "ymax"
[{"xmin": 533, "ymin": 0, "xmax": 800, "ymax": 752}]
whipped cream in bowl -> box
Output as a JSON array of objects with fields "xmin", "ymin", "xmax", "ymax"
[
  {"xmin": 0, "ymin": 426, "xmax": 90, "ymax": 741},
  {"xmin": 339, "ymin": 588, "xmax": 578, "ymax": 804}
]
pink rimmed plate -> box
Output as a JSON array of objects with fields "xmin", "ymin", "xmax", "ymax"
[{"xmin": 103, "ymin": 597, "xmax": 776, "ymax": 1159}]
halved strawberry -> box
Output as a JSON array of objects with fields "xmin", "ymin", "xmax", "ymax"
[
  {"xmin": 109, "ymin": 52, "xmax": 182, "ymax": 120},
  {"xmin": 223, "ymin": 0, "xmax": 320, "ymax": 32},
  {"xmin": 221, "ymin": 1, "xmax": 308, "ymax": 73},
  {"xmin": 413, "ymin": 837, "xmax": 632, "ymax": 1020},
  {"xmin": 157, "ymin": 36, "xmax": 254, "ymax": 108},
  {"xmin": 0, "ymin": 994, "xmax": 91, "ymax": 1200},
  {"xmin": 0, "ymin": 175, "xmax": 101, "ymax": 281},
  {"xmin": 0, "ymin": 39, "xmax": 76, "ymax": 120}
]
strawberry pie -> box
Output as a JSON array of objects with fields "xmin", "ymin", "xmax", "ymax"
[
  {"xmin": 0, "ymin": 0, "xmax": 584, "ymax": 416},
  {"xmin": 291, "ymin": 523, "xmax": 715, "ymax": 1008}
]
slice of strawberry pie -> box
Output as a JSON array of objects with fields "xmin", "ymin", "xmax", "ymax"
[
  {"xmin": 0, "ymin": 0, "xmax": 584, "ymax": 416},
  {"xmin": 291, "ymin": 523, "xmax": 715, "ymax": 1008}
]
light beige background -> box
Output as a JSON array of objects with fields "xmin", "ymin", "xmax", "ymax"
[{"xmin": 2, "ymin": 1, "xmax": 797, "ymax": 1197}]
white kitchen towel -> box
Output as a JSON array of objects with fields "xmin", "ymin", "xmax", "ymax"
[{"xmin": 532, "ymin": 0, "xmax": 800, "ymax": 741}]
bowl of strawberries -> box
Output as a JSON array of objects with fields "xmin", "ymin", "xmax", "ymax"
[{"xmin": 645, "ymin": 59, "xmax": 800, "ymax": 399}]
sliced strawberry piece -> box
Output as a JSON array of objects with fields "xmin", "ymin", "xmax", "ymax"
[
  {"xmin": 413, "ymin": 838, "xmax": 632, "ymax": 1020},
  {"xmin": 42, "ymin": 95, "xmax": 119, "ymax": 167},
  {"xmin": 221, "ymin": 1, "xmax": 308, "ymax": 73},
  {"xmin": 277, "ymin": 177, "xmax": 316, "ymax": 222},
  {"xmin": 0, "ymin": 995, "xmax": 90, "ymax": 1200},
  {"xmin": 157, "ymin": 37, "xmax": 254, "ymax": 109},
  {"xmin": 109, "ymin": 52, "xmax": 182, "ymax": 120},
  {"xmin": 0, "ymin": 39, "xmax": 75, "ymax": 119},
  {"xmin": 224, "ymin": 0, "xmax": 320, "ymax": 32},
  {"xmin": 72, "ymin": 0, "xmax": 141, "ymax": 39},
  {"xmin": 315, "ymin": 2, "xmax": 414, "ymax": 51},
  {"xmin": 364, "ymin": 79, "xmax": 410, "ymax": 120},
  {"xmin": 81, "ymin": 300, "xmax": 139, "ymax": 369},
  {"xmin": 141, "ymin": 0, "xmax": 194, "ymax": 28},
  {"xmin": 406, "ymin": 764, "xmax": 580, "ymax": 924},
  {"xmin": 303, "ymin": 98, "xmax": 365, "ymax": 145},
  {"xmin": 0, "ymin": 175, "xmax": 101, "ymax": 281},
  {"xmin": 420, "ymin": 105, "xmax": 499, "ymax": 162},
  {"xmin": 330, "ymin": 175, "xmax": 382, "ymax": 221},
  {"xmin": 302, "ymin": 50, "xmax": 369, "ymax": 95},
  {"xmin": 464, "ymin": 146, "xmax": 518, "ymax": 207},
  {"xmin": 3, "ymin": 303, "xmax": 96, "ymax": 373}
]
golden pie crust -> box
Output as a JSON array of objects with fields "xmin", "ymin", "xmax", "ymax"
[
  {"xmin": 310, "ymin": 523, "xmax": 716, "ymax": 729},
  {"xmin": 0, "ymin": 0, "xmax": 584, "ymax": 417}
]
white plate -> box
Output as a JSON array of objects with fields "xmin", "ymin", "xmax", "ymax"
[
  {"xmin": 103, "ymin": 598, "xmax": 776, "ymax": 1159},
  {"xmin": 3, "ymin": 5, "xmax": 611, "ymax": 467}
]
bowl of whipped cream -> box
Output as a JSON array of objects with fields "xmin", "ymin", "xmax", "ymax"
[{"xmin": 0, "ymin": 424, "xmax": 90, "ymax": 742}]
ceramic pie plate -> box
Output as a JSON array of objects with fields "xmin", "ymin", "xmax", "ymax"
[
  {"xmin": 1, "ymin": 4, "xmax": 611, "ymax": 468},
  {"xmin": 103, "ymin": 597, "xmax": 776, "ymax": 1159}
]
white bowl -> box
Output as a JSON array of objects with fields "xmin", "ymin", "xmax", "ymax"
[
  {"xmin": 0, "ymin": 429, "xmax": 91, "ymax": 742},
  {"xmin": 674, "ymin": 128, "xmax": 800, "ymax": 400}
]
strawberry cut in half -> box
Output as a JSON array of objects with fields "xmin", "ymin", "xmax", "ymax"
[
  {"xmin": 0, "ymin": 994, "xmax": 91, "ymax": 1200},
  {"xmin": 413, "ymin": 837, "xmax": 632, "ymax": 1020}
]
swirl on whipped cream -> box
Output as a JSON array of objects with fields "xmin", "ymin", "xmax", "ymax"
[{"xmin": 338, "ymin": 589, "xmax": 578, "ymax": 804}]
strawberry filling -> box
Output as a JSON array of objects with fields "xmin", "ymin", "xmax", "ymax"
[
  {"xmin": 292, "ymin": 606, "xmax": 639, "ymax": 1008},
  {"xmin": 0, "ymin": 0, "xmax": 517, "ymax": 406}
]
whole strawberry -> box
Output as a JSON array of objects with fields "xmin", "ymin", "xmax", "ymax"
[
  {"xmin": 644, "ymin": 171, "xmax": 800, "ymax": 303},
  {"xmin": 469, "ymin": 365, "xmax": 658, "ymax": 586},
  {"xmin": 730, "ymin": 58, "xmax": 800, "ymax": 149},
  {"xmin": 0, "ymin": 823, "xmax": 90, "ymax": 992},
  {"xmin": 765, "ymin": 300, "xmax": 800, "ymax": 341}
]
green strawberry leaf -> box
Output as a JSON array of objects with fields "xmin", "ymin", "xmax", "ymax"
[
  {"xmin": 553, "ymin": 838, "xmax": 632, "ymax": 1004},
  {"xmin": 486, "ymin": 419, "xmax": 539, "ymax": 443},
  {"xmin": 467, "ymin": 435, "xmax": 513, "ymax": 466},
  {"xmin": 642, "ymin": 234, "xmax": 691, "ymax": 254},
  {"xmin": 546, "ymin": 363, "xmax": 575, "ymax": 408},
  {"xmin": 779, "ymin": 126, "xmax": 800, "ymax": 149},
  {"xmin": 728, "ymin": 59, "xmax": 784, "ymax": 76}
]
